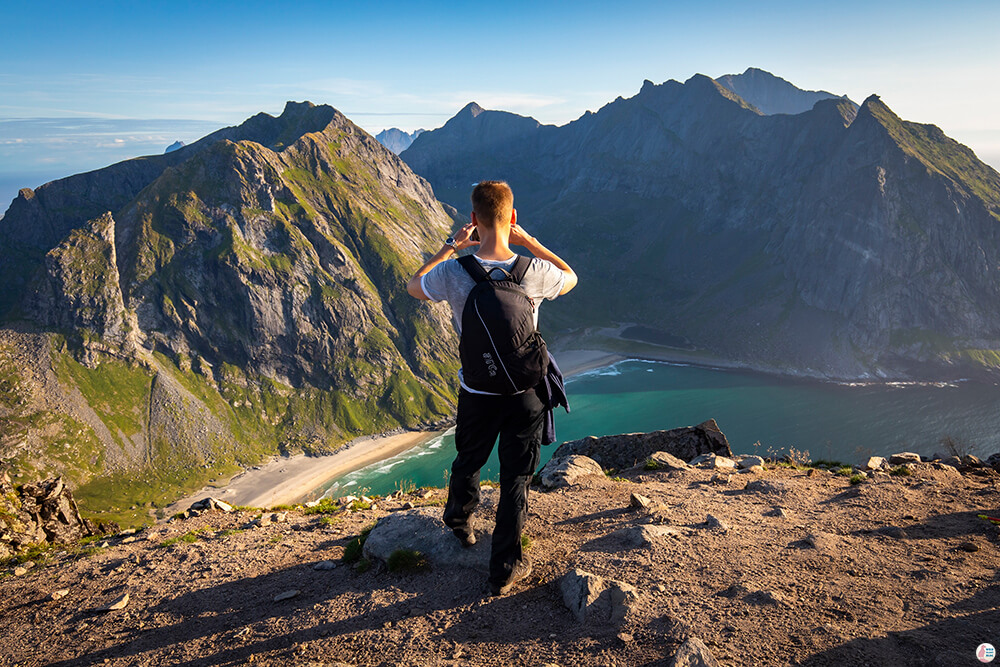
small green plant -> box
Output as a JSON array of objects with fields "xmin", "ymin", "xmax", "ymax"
[
  {"xmin": 354, "ymin": 558, "xmax": 372, "ymax": 573},
  {"xmin": 609, "ymin": 476, "xmax": 631, "ymax": 483},
  {"xmin": 479, "ymin": 479, "xmax": 500, "ymax": 488},
  {"xmin": 521, "ymin": 534, "xmax": 533, "ymax": 550},
  {"xmin": 303, "ymin": 498, "xmax": 340, "ymax": 515},
  {"xmin": 813, "ymin": 459, "xmax": 845, "ymax": 469},
  {"xmin": 170, "ymin": 512, "xmax": 186, "ymax": 521},
  {"xmin": 159, "ymin": 529, "xmax": 207, "ymax": 548},
  {"xmin": 342, "ymin": 523, "xmax": 375, "ymax": 564},
  {"xmin": 318, "ymin": 515, "xmax": 338, "ymax": 527},
  {"xmin": 889, "ymin": 466, "xmax": 912, "ymax": 477},
  {"xmin": 349, "ymin": 499, "xmax": 372, "ymax": 512},
  {"xmin": 849, "ymin": 474, "xmax": 866, "ymax": 485},
  {"xmin": 217, "ymin": 528, "xmax": 244, "ymax": 538},
  {"xmin": 268, "ymin": 534, "xmax": 284, "ymax": 544},
  {"xmin": 603, "ymin": 468, "xmax": 619, "ymax": 477},
  {"xmin": 269, "ymin": 504, "xmax": 295, "ymax": 512},
  {"xmin": 387, "ymin": 549, "xmax": 429, "ymax": 573},
  {"xmin": 394, "ymin": 479, "xmax": 417, "ymax": 495},
  {"xmin": 834, "ymin": 466, "xmax": 854, "ymax": 477},
  {"xmin": 643, "ymin": 459, "xmax": 663, "ymax": 471}
]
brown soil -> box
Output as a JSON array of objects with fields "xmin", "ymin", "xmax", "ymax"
[{"xmin": 1, "ymin": 462, "xmax": 999, "ymax": 666}]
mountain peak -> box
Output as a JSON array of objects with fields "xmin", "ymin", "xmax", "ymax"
[
  {"xmin": 460, "ymin": 102, "xmax": 485, "ymax": 118},
  {"xmin": 716, "ymin": 68, "xmax": 853, "ymax": 116}
]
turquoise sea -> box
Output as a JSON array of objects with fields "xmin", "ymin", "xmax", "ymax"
[{"xmin": 319, "ymin": 359, "xmax": 1000, "ymax": 498}]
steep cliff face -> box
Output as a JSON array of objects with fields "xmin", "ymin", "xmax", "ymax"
[
  {"xmin": 0, "ymin": 102, "xmax": 460, "ymax": 525},
  {"xmin": 401, "ymin": 72, "xmax": 1000, "ymax": 378}
]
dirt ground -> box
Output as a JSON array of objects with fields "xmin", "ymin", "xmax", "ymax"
[{"xmin": 1, "ymin": 460, "xmax": 999, "ymax": 666}]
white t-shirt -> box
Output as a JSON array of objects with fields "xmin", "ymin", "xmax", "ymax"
[{"xmin": 421, "ymin": 253, "xmax": 565, "ymax": 393}]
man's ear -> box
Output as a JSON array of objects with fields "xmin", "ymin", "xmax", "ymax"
[
  {"xmin": 471, "ymin": 211, "xmax": 479, "ymax": 227},
  {"xmin": 510, "ymin": 208, "xmax": 517, "ymax": 226}
]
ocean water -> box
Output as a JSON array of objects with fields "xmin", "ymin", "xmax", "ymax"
[{"xmin": 320, "ymin": 359, "xmax": 1000, "ymax": 498}]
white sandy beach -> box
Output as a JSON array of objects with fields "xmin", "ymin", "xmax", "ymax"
[{"xmin": 166, "ymin": 430, "xmax": 437, "ymax": 513}]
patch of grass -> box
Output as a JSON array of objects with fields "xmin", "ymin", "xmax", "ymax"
[
  {"xmin": 479, "ymin": 480, "xmax": 500, "ymax": 489},
  {"xmin": 609, "ymin": 476, "xmax": 631, "ymax": 483},
  {"xmin": 603, "ymin": 468, "xmax": 619, "ymax": 477},
  {"xmin": 394, "ymin": 479, "xmax": 417, "ymax": 495},
  {"xmin": 849, "ymin": 474, "xmax": 867, "ymax": 485},
  {"xmin": 813, "ymin": 459, "xmax": 845, "ymax": 469},
  {"xmin": 303, "ymin": 498, "xmax": 341, "ymax": 515},
  {"xmin": 269, "ymin": 504, "xmax": 295, "ymax": 512},
  {"xmin": 521, "ymin": 534, "xmax": 533, "ymax": 550},
  {"xmin": 354, "ymin": 558, "xmax": 372, "ymax": 573},
  {"xmin": 159, "ymin": 529, "xmax": 207, "ymax": 548},
  {"xmin": 834, "ymin": 466, "xmax": 854, "ymax": 477},
  {"xmin": 268, "ymin": 535, "xmax": 284, "ymax": 544},
  {"xmin": 318, "ymin": 516, "xmax": 339, "ymax": 527},
  {"xmin": 342, "ymin": 523, "xmax": 376, "ymax": 564},
  {"xmin": 386, "ymin": 548, "xmax": 429, "ymax": 573},
  {"xmin": 349, "ymin": 499, "xmax": 372, "ymax": 512},
  {"xmin": 889, "ymin": 466, "xmax": 912, "ymax": 477},
  {"xmin": 643, "ymin": 459, "xmax": 663, "ymax": 471},
  {"xmin": 217, "ymin": 528, "xmax": 244, "ymax": 538}
]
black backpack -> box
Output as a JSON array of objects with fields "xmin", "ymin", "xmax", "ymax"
[{"xmin": 458, "ymin": 254, "xmax": 549, "ymax": 394}]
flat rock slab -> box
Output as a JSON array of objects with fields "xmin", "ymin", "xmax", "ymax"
[
  {"xmin": 363, "ymin": 507, "xmax": 489, "ymax": 570},
  {"xmin": 539, "ymin": 455, "xmax": 605, "ymax": 488},
  {"xmin": 619, "ymin": 525, "xmax": 681, "ymax": 548},
  {"xmin": 552, "ymin": 420, "xmax": 732, "ymax": 470}
]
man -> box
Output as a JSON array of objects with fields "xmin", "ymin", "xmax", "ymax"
[{"xmin": 406, "ymin": 180, "xmax": 577, "ymax": 595}]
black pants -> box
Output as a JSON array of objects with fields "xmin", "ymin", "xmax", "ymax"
[{"xmin": 443, "ymin": 387, "xmax": 544, "ymax": 585}]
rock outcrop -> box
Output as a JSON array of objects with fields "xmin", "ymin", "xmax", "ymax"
[
  {"xmin": 552, "ymin": 419, "xmax": 733, "ymax": 469},
  {"xmin": 0, "ymin": 473, "xmax": 92, "ymax": 559}
]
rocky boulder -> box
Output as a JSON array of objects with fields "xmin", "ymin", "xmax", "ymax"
[
  {"xmin": 0, "ymin": 474, "xmax": 92, "ymax": 560},
  {"xmin": 553, "ymin": 420, "xmax": 732, "ymax": 470},
  {"xmin": 539, "ymin": 455, "xmax": 606, "ymax": 488},
  {"xmin": 559, "ymin": 568, "xmax": 637, "ymax": 624},
  {"xmin": 362, "ymin": 507, "xmax": 488, "ymax": 570}
]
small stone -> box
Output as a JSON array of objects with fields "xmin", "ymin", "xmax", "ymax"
[
  {"xmin": 51, "ymin": 589, "xmax": 70, "ymax": 600},
  {"xmin": 959, "ymin": 541, "xmax": 979, "ymax": 553},
  {"xmin": 764, "ymin": 507, "xmax": 788, "ymax": 518},
  {"xmin": 709, "ymin": 473, "xmax": 731, "ymax": 485},
  {"xmin": 875, "ymin": 525, "xmax": 906, "ymax": 539},
  {"xmin": 865, "ymin": 456, "xmax": 887, "ymax": 470},
  {"xmin": 121, "ymin": 536, "xmax": 137, "ymax": 544},
  {"xmin": 402, "ymin": 502, "xmax": 415, "ymax": 510},
  {"xmin": 743, "ymin": 589, "xmax": 784, "ymax": 606},
  {"xmin": 272, "ymin": 512, "xmax": 287, "ymax": 523},
  {"xmin": 361, "ymin": 496, "xmax": 373, "ymax": 504},
  {"xmin": 889, "ymin": 452, "xmax": 922, "ymax": 464},
  {"xmin": 313, "ymin": 560, "xmax": 337, "ymax": 571},
  {"xmin": 618, "ymin": 632, "xmax": 633, "ymax": 643},
  {"xmin": 13, "ymin": 566, "xmax": 28, "ymax": 576},
  {"xmin": 739, "ymin": 455, "xmax": 765, "ymax": 469},
  {"xmin": 258, "ymin": 515, "xmax": 272, "ymax": 527},
  {"xmin": 369, "ymin": 503, "xmax": 378, "ymax": 511},
  {"xmin": 304, "ymin": 500, "xmax": 321, "ymax": 508},
  {"xmin": 704, "ymin": 514, "xmax": 729, "ymax": 531},
  {"xmin": 420, "ymin": 490, "xmax": 434, "ymax": 499},
  {"xmin": 274, "ymin": 590, "xmax": 300, "ymax": 602},
  {"xmin": 646, "ymin": 451, "xmax": 689, "ymax": 470},
  {"xmin": 630, "ymin": 492, "xmax": 653, "ymax": 509},
  {"xmin": 101, "ymin": 593, "xmax": 129, "ymax": 612},
  {"xmin": 739, "ymin": 465, "xmax": 764, "ymax": 474},
  {"xmin": 961, "ymin": 455, "xmax": 984, "ymax": 468}
]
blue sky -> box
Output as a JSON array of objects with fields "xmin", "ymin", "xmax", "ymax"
[{"xmin": 3, "ymin": 0, "xmax": 999, "ymax": 207}]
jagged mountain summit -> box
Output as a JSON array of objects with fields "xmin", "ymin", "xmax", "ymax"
[
  {"xmin": 164, "ymin": 140, "xmax": 185, "ymax": 153},
  {"xmin": 401, "ymin": 71, "xmax": 1000, "ymax": 379},
  {"xmin": 375, "ymin": 128, "xmax": 425, "ymax": 154},
  {"xmin": 716, "ymin": 67, "xmax": 854, "ymax": 115},
  {"xmin": 0, "ymin": 102, "xmax": 460, "ymax": 524}
]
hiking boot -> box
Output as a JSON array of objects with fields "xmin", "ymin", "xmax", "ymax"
[
  {"xmin": 454, "ymin": 528, "xmax": 476, "ymax": 548},
  {"xmin": 489, "ymin": 556, "xmax": 532, "ymax": 596}
]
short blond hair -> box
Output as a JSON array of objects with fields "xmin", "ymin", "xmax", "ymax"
[{"xmin": 471, "ymin": 181, "xmax": 513, "ymax": 228}]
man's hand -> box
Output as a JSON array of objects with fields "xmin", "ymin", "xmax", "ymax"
[
  {"xmin": 508, "ymin": 221, "xmax": 535, "ymax": 248},
  {"xmin": 453, "ymin": 222, "xmax": 480, "ymax": 250}
]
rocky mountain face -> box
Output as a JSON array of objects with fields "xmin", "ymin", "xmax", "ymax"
[
  {"xmin": 401, "ymin": 72, "xmax": 1000, "ymax": 379},
  {"xmin": 0, "ymin": 102, "xmax": 460, "ymax": 525},
  {"xmin": 375, "ymin": 128, "xmax": 425, "ymax": 155},
  {"xmin": 716, "ymin": 67, "xmax": 853, "ymax": 115}
]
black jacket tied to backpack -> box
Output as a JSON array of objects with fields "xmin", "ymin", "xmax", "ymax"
[{"xmin": 458, "ymin": 254, "xmax": 549, "ymax": 394}]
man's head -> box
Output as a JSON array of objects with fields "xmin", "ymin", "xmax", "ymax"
[{"xmin": 471, "ymin": 181, "xmax": 514, "ymax": 229}]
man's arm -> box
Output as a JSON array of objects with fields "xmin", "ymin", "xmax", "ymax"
[
  {"xmin": 508, "ymin": 224, "xmax": 577, "ymax": 295},
  {"xmin": 406, "ymin": 222, "xmax": 479, "ymax": 300}
]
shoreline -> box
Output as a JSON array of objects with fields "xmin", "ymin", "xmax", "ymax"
[{"xmin": 165, "ymin": 430, "xmax": 438, "ymax": 513}]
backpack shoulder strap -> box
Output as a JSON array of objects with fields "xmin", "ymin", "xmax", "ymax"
[
  {"xmin": 509, "ymin": 255, "xmax": 531, "ymax": 284},
  {"xmin": 457, "ymin": 254, "xmax": 490, "ymax": 283}
]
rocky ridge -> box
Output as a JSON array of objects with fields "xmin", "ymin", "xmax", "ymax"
[
  {"xmin": 1, "ymin": 426, "xmax": 998, "ymax": 666},
  {"xmin": 401, "ymin": 69, "xmax": 1000, "ymax": 380},
  {"xmin": 0, "ymin": 102, "xmax": 461, "ymax": 526}
]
